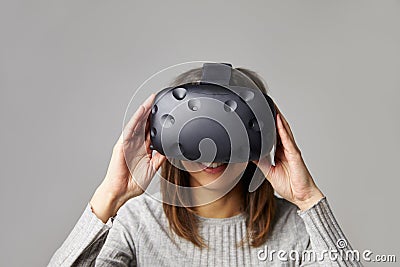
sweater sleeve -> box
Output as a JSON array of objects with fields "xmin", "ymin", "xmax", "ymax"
[
  {"xmin": 94, "ymin": 211, "xmax": 137, "ymax": 266},
  {"xmin": 47, "ymin": 203, "xmax": 113, "ymax": 267},
  {"xmin": 297, "ymin": 197, "xmax": 364, "ymax": 267}
]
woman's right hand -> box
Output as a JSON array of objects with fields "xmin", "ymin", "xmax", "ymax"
[{"xmin": 90, "ymin": 93, "xmax": 166, "ymax": 223}]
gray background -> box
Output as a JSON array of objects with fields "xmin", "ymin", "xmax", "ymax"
[{"xmin": 1, "ymin": 1, "xmax": 399, "ymax": 266}]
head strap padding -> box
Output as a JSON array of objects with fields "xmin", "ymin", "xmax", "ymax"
[{"xmin": 200, "ymin": 63, "xmax": 232, "ymax": 85}]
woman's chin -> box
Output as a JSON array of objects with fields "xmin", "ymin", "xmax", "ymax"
[{"xmin": 190, "ymin": 172, "xmax": 242, "ymax": 191}]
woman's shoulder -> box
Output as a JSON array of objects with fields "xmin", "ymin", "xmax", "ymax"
[
  {"xmin": 274, "ymin": 195, "xmax": 299, "ymax": 215},
  {"xmin": 269, "ymin": 195, "xmax": 310, "ymax": 248},
  {"xmin": 115, "ymin": 192, "xmax": 167, "ymax": 230},
  {"xmin": 273, "ymin": 195, "xmax": 305, "ymax": 227},
  {"xmin": 118, "ymin": 192, "xmax": 164, "ymax": 217}
]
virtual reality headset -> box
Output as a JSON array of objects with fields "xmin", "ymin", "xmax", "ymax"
[{"xmin": 149, "ymin": 62, "xmax": 277, "ymax": 164}]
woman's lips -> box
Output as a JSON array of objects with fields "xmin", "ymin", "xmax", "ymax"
[{"xmin": 197, "ymin": 162, "xmax": 228, "ymax": 174}]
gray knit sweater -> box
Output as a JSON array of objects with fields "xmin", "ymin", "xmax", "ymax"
[{"xmin": 48, "ymin": 194, "xmax": 363, "ymax": 266}]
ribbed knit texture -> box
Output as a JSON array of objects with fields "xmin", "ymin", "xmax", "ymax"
[{"xmin": 48, "ymin": 194, "xmax": 363, "ymax": 266}]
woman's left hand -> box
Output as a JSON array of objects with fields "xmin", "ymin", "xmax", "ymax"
[{"xmin": 252, "ymin": 106, "xmax": 324, "ymax": 211}]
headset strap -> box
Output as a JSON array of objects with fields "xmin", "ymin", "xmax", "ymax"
[{"xmin": 200, "ymin": 63, "xmax": 232, "ymax": 86}]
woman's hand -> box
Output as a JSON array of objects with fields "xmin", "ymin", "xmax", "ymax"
[
  {"xmin": 253, "ymin": 106, "xmax": 324, "ymax": 211},
  {"xmin": 90, "ymin": 94, "xmax": 166, "ymax": 223}
]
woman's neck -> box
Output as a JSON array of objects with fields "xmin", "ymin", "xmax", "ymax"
[{"xmin": 192, "ymin": 180, "xmax": 244, "ymax": 218}]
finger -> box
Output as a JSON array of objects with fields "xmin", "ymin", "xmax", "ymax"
[
  {"xmin": 115, "ymin": 131, "xmax": 124, "ymax": 147},
  {"xmin": 124, "ymin": 94, "xmax": 155, "ymax": 138},
  {"xmin": 151, "ymin": 152, "xmax": 166, "ymax": 171},
  {"xmin": 274, "ymin": 105, "xmax": 295, "ymax": 141},
  {"xmin": 277, "ymin": 113, "xmax": 299, "ymax": 156},
  {"xmin": 145, "ymin": 126, "xmax": 152, "ymax": 155},
  {"xmin": 278, "ymin": 112, "xmax": 295, "ymax": 141},
  {"xmin": 144, "ymin": 113, "xmax": 152, "ymax": 153},
  {"xmin": 142, "ymin": 93, "xmax": 156, "ymax": 110},
  {"xmin": 279, "ymin": 114, "xmax": 302, "ymax": 155},
  {"xmin": 134, "ymin": 93, "xmax": 155, "ymax": 127},
  {"xmin": 124, "ymin": 106, "xmax": 145, "ymax": 139},
  {"xmin": 273, "ymin": 104, "xmax": 286, "ymax": 144},
  {"xmin": 145, "ymin": 113, "xmax": 150, "ymax": 132},
  {"xmin": 132, "ymin": 105, "xmax": 152, "ymax": 138}
]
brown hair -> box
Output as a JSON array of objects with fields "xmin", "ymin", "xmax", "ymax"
[{"xmin": 160, "ymin": 66, "xmax": 276, "ymax": 248}]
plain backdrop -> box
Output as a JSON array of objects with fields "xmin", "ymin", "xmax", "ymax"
[{"xmin": 1, "ymin": 1, "xmax": 399, "ymax": 266}]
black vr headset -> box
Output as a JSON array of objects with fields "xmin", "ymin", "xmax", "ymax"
[{"xmin": 149, "ymin": 62, "xmax": 277, "ymax": 164}]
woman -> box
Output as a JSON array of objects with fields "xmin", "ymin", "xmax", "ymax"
[{"xmin": 49, "ymin": 67, "xmax": 362, "ymax": 266}]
